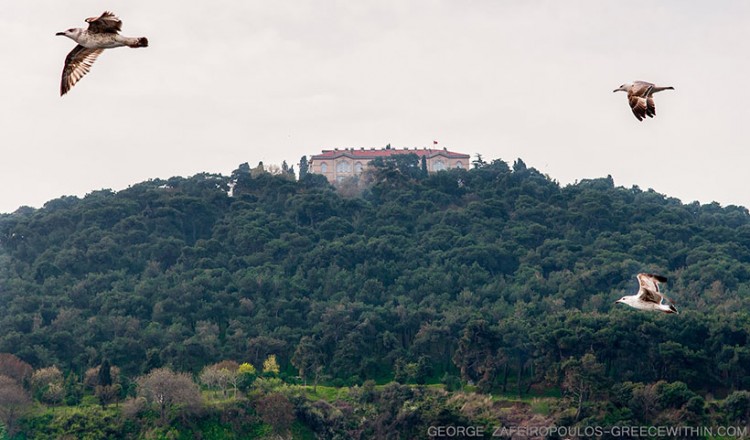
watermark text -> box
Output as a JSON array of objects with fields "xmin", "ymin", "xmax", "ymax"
[{"xmin": 426, "ymin": 424, "xmax": 749, "ymax": 438}]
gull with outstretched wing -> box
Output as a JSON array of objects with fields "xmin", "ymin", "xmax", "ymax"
[
  {"xmin": 615, "ymin": 273, "xmax": 678, "ymax": 314},
  {"xmin": 56, "ymin": 11, "xmax": 148, "ymax": 96}
]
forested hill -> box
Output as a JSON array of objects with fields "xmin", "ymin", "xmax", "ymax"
[{"xmin": 1, "ymin": 156, "xmax": 750, "ymax": 395}]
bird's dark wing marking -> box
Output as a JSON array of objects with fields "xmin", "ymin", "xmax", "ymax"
[{"xmin": 60, "ymin": 45, "xmax": 104, "ymax": 95}]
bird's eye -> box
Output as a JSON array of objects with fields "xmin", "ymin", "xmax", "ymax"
[{"xmin": 68, "ymin": 28, "xmax": 74, "ymax": 32}]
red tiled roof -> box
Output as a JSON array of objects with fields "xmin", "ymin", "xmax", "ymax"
[{"xmin": 310, "ymin": 148, "xmax": 469, "ymax": 160}]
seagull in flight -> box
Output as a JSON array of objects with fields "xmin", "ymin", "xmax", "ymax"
[
  {"xmin": 615, "ymin": 273, "xmax": 678, "ymax": 314},
  {"xmin": 613, "ymin": 81, "xmax": 674, "ymax": 121},
  {"xmin": 56, "ymin": 12, "xmax": 148, "ymax": 96}
]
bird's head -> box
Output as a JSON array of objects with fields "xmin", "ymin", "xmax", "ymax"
[
  {"xmin": 613, "ymin": 83, "xmax": 630, "ymax": 93},
  {"xmin": 56, "ymin": 28, "xmax": 82, "ymax": 40},
  {"xmin": 615, "ymin": 296, "xmax": 628, "ymax": 305}
]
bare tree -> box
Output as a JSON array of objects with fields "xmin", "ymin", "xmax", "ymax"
[
  {"xmin": 0, "ymin": 354, "xmax": 32, "ymax": 385},
  {"xmin": 214, "ymin": 360, "xmax": 240, "ymax": 371},
  {"xmin": 199, "ymin": 362, "xmax": 237, "ymax": 398},
  {"xmin": 95, "ymin": 384, "xmax": 123, "ymax": 408},
  {"xmin": 561, "ymin": 353, "xmax": 606, "ymax": 422},
  {"xmin": 213, "ymin": 361, "xmax": 242, "ymax": 397},
  {"xmin": 121, "ymin": 396, "xmax": 147, "ymax": 420},
  {"xmin": 136, "ymin": 367, "xmax": 202, "ymax": 425},
  {"xmin": 0, "ymin": 375, "xmax": 32, "ymax": 435},
  {"xmin": 31, "ymin": 366, "xmax": 64, "ymax": 405},
  {"xmin": 630, "ymin": 382, "xmax": 662, "ymax": 422}
]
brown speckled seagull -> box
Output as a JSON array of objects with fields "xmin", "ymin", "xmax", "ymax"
[
  {"xmin": 613, "ymin": 81, "xmax": 674, "ymax": 121},
  {"xmin": 56, "ymin": 12, "xmax": 148, "ymax": 96}
]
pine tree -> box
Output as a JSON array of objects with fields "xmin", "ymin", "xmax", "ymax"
[
  {"xmin": 472, "ymin": 153, "xmax": 487, "ymax": 169},
  {"xmin": 63, "ymin": 373, "xmax": 83, "ymax": 406}
]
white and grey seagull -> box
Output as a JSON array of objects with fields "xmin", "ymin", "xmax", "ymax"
[
  {"xmin": 613, "ymin": 81, "xmax": 674, "ymax": 121},
  {"xmin": 56, "ymin": 11, "xmax": 148, "ymax": 96},
  {"xmin": 615, "ymin": 273, "xmax": 678, "ymax": 314}
]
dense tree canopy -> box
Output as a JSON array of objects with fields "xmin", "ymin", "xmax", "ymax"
[{"xmin": 1, "ymin": 158, "xmax": 749, "ymax": 404}]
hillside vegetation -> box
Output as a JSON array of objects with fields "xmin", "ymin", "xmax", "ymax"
[{"xmin": 1, "ymin": 156, "xmax": 749, "ymax": 438}]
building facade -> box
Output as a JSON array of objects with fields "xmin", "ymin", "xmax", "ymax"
[{"xmin": 309, "ymin": 146, "xmax": 471, "ymax": 183}]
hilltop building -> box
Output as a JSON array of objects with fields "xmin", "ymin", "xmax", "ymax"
[{"xmin": 309, "ymin": 146, "xmax": 470, "ymax": 183}]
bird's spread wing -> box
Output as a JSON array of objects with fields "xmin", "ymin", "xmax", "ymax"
[
  {"xmin": 638, "ymin": 273, "xmax": 667, "ymax": 291},
  {"xmin": 85, "ymin": 11, "xmax": 122, "ymax": 34},
  {"xmin": 60, "ymin": 45, "xmax": 104, "ymax": 96},
  {"xmin": 628, "ymin": 95, "xmax": 648, "ymax": 121},
  {"xmin": 636, "ymin": 273, "xmax": 668, "ymax": 304},
  {"xmin": 646, "ymin": 97, "xmax": 656, "ymax": 118},
  {"xmin": 637, "ymin": 286, "xmax": 662, "ymax": 304}
]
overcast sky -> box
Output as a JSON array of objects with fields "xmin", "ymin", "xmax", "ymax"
[{"xmin": 1, "ymin": 1, "xmax": 749, "ymax": 213}]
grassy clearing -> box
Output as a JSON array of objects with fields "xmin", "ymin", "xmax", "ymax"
[
  {"xmin": 294, "ymin": 385, "xmax": 351, "ymax": 401},
  {"xmin": 530, "ymin": 398, "xmax": 552, "ymax": 415}
]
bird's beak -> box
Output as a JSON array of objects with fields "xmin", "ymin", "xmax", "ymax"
[
  {"xmin": 614, "ymin": 300, "xmax": 621, "ymax": 304},
  {"xmin": 613, "ymin": 89, "xmax": 620, "ymax": 93},
  {"xmin": 56, "ymin": 32, "xmax": 65, "ymax": 36}
]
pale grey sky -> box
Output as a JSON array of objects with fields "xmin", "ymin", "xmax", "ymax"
[{"xmin": 1, "ymin": 1, "xmax": 749, "ymax": 213}]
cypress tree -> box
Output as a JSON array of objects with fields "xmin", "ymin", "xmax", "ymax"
[{"xmin": 98, "ymin": 359, "xmax": 112, "ymax": 387}]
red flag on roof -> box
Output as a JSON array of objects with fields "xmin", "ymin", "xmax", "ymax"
[{"xmin": 433, "ymin": 140, "xmax": 438, "ymax": 145}]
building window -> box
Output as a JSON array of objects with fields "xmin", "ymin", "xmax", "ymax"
[
  {"xmin": 336, "ymin": 161, "xmax": 351, "ymax": 173},
  {"xmin": 456, "ymin": 161, "xmax": 463, "ymax": 169},
  {"xmin": 321, "ymin": 163, "xmax": 328, "ymax": 173},
  {"xmin": 354, "ymin": 162, "xmax": 363, "ymax": 174},
  {"xmin": 433, "ymin": 160, "xmax": 446, "ymax": 171}
]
